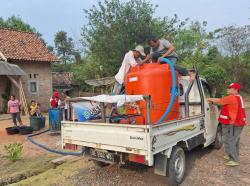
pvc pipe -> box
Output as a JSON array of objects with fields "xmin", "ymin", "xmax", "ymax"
[{"xmin": 157, "ymin": 58, "xmax": 177, "ymax": 124}]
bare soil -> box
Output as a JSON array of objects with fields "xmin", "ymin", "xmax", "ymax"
[
  {"xmin": 1, "ymin": 110, "xmax": 250, "ymax": 186},
  {"xmin": 0, "ymin": 115, "xmax": 61, "ymax": 159}
]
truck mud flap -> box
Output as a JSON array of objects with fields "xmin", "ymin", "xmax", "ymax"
[
  {"xmin": 154, "ymin": 153, "xmax": 168, "ymax": 176},
  {"xmin": 186, "ymin": 133, "xmax": 205, "ymax": 150}
]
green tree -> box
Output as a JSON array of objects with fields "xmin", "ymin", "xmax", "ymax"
[
  {"xmin": 206, "ymin": 46, "xmax": 221, "ymax": 64},
  {"xmin": 214, "ymin": 25, "xmax": 250, "ymax": 86},
  {"xmin": 54, "ymin": 31, "xmax": 75, "ymax": 65},
  {"xmin": 81, "ymin": 0, "xmax": 199, "ymax": 77},
  {"xmin": 174, "ymin": 21, "xmax": 209, "ymax": 60},
  {"xmin": 47, "ymin": 45, "xmax": 54, "ymax": 52},
  {"xmin": 202, "ymin": 66, "xmax": 228, "ymax": 97},
  {"xmin": 72, "ymin": 55, "xmax": 103, "ymax": 91},
  {"xmin": 82, "ymin": 0, "xmax": 173, "ymax": 76},
  {"xmin": 78, "ymin": 0, "xmax": 250, "ymax": 95}
]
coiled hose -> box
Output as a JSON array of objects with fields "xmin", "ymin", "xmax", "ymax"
[
  {"xmin": 27, "ymin": 129, "xmax": 85, "ymax": 156},
  {"xmin": 157, "ymin": 58, "xmax": 177, "ymax": 124}
]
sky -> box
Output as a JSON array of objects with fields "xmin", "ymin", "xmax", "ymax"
[{"xmin": 1, "ymin": 0, "xmax": 250, "ymax": 46}]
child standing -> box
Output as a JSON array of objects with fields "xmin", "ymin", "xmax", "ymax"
[{"xmin": 8, "ymin": 95, "xmax": 23, "ymax": 126}]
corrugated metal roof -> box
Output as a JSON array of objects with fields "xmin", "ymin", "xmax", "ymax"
[
  {"xmin": 85, "ymin": 77, "xmax": 115, "ymax": 87},
  {"xmin": 0, "ymin": 61, "xmax": 25, "ymax": 75},
  {"xmin": 52, "ymin": 72, "xmax": 77, "ymax": 87}
]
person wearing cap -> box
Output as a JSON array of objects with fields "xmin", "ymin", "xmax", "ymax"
[
  {"xmin": 208, "ymin": 82, "xmax": 246, "ymax": 167},
  {"xmin": 50, "ymin": 91, "xmax": 61, "ymax": 108},
  {"xmin": 143, "ymin": 35, "xmax": 189, "ymax": 76},
  {"xmin": 113, "ymin": 45, "xmax": 146, "ymax": 95}
]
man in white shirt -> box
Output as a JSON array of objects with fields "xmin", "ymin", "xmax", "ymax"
[{"xmin": 113, "ymin": 45, "xmax": 145, "ymax": 95}]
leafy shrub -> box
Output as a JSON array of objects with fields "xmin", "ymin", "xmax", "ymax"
[{"xmin": 4, "ymin": 142, "xmax": 23, "ymax": 162}]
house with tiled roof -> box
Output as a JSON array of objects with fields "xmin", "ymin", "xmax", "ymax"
[{"xmin": 0, "ymin": 29, "xmax": 59, "ymax": 112}]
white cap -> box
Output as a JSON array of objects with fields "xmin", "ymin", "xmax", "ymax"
[{"xmin": 134, "ymin": 45, "xmax": 145, "ymax": 56}]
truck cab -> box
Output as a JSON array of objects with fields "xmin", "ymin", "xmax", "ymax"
[{"xmin": 179, "ymin": 76, "xmax": 220, "ymax": 147}]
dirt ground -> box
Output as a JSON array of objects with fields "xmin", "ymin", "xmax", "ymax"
[
  {"xmin": 0, "ymin": 110, "xmax": 250, "ymax": 186},
  {"xmin": 0, "ymin": 115, "xmax": 61, "ymax": 161}
]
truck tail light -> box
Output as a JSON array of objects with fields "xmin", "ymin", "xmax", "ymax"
[
  {"xmin": 64, "ymin": 143, "xmax": 77, "ymax": 150},
  {"xmin": 128, "ymin": 154, "xmax": 145, "ymax": 164}
]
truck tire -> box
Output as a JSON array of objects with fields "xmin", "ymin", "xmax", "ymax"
[
  {"xmin": 166, "ymin": 146, "xmax": 186, "ymax": 186},
  {"xmin": 212, "ymin": 125, "xmax": 222, "ymax": 149},
  {"xmin": 93, "ymin": 160, "xmax": 109, "ymax": 167}
]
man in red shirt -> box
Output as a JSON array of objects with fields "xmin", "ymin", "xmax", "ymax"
[{"xmin": 208, "ymin": 82, "xmax": 246, "ymax": 166}]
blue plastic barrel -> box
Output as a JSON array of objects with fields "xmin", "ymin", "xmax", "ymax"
[{"xmin": 49, "ymin": 108, "xmax": 62, "ymax": 131}]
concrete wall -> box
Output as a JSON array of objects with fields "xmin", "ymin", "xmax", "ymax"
[{"xmin": 10, "ymin": 61, "xmax": 53, "ymax": 111}]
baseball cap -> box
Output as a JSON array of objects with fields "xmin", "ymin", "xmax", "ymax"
[
  {"xmin": 133, "ymin": 45, "xmax": 145, "ymax": 56},
  {"xmin": 227, "ymin": 82, "xmax": 240, "ymax": 90}
]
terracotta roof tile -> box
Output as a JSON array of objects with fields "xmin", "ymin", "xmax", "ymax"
[{"xmin": 0, "ymin": 29, "xmax": 59, "ymax": 62}]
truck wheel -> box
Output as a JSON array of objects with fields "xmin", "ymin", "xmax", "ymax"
[
  {"xmin": 212, "ymin": 125, "xmax": 222, "ymax": 149},
  {"xmin": 166, "ymin": 146, "xmax": 186, "ymax": 186},
  {"xmin": 93, "ymin": 160, "xmax": 109, "ymax": 167}
]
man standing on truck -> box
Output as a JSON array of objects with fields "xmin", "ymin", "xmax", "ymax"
[
  {"xmin": 207, "ymin": 82, "xmax": 246, "ymax": 166},
  {"xmin": 143, "ymin": 35, "xmax": 189, "ymax": 76},
  {"xmin": 113, "ymin": 45, "xmax": 146, "ymax": 95}
]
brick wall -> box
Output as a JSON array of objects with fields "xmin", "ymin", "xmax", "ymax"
[{"xmin": 10, "ymin": 61, "xmax": 53, "ymax": 111}]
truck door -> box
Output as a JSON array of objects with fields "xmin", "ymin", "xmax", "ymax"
[{"xmin": 201, "ymin": 80, "xmax": 219, "ymax": 145}]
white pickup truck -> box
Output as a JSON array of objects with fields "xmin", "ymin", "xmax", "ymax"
[{"xmin": 61, "ymin": 75, "xmax": 222, "ymax": 186}]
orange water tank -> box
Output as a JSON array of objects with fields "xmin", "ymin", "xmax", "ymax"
[{"xmin": 125, "ymin": 63, "xmax": 180, "ymax": 125}]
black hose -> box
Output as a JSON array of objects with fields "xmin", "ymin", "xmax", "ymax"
[{"xmin": 27, "ymin": 129, "xmax": 85, "ymax": 156}]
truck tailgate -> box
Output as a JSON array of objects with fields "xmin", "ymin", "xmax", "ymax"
[{"xmin": 62, "ymin": 121, "xmax": 150, "ymax": 155}]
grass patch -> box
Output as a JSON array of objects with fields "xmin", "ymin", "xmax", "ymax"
[
  {"xmin": 0, "ymin": 155, "xmax": 58, "ymax": 186},
  {"xmin": 12, "ymin": 158, "xmax": 89, "ymax": 186}
]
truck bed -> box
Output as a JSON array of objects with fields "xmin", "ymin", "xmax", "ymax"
[{"xmin": 62, "ymin": 114, "xmax": 205, "ymax": 166}]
